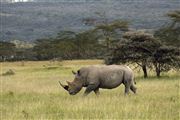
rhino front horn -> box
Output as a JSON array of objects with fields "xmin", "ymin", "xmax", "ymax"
[{"xmin": 59, "ymin": 81, "xmax": 69, "ymax": 91}]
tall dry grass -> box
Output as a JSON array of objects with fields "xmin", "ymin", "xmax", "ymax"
[{"xmin": 0, "ymin": 60, "xmax": 179, "ymax": 119}]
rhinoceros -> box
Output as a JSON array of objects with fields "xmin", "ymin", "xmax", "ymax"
[{"xmin": 59, "ymin": 65, "xmax": 136, "ymax": 96}]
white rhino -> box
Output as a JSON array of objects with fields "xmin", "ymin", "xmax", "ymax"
[{"xmin": 59, "ymin": 65, "xmax": 136, "ymax": 96}]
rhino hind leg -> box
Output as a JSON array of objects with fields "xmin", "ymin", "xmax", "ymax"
[
  {"xmin": 123, "ymin": 79, "xmax": 132, "ymax": 95},
  {"xmin": 130, "ymin": 84, "xmax": 137, "ymax": 94},
  {"xmin": 124, "ymin": 84, "xmax": 130, "ymax": 95}
]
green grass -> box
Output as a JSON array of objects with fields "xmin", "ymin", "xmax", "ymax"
[{"xmin": 0, "ymin": 60, "xmax": 179, "ymax": 120}]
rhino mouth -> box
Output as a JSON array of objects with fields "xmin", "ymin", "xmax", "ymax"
[
  {"xmin": 69, "ymin": 90, "xmax": 79, "ymax": 95},
  {"xmin": 69, "ymin": 92, "xmax": 76, "ymax": 95}
]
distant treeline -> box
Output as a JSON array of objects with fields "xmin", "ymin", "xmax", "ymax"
[{"xmin": 0, "ymin": 10, "xmax": 179, "ymax": 77}]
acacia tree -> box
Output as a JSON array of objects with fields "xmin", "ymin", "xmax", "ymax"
[
  {"xmin": 74, "ymin": 30, "xmax": 103, "ymax": 59},
  {"xmin": 94, "ymin": 20, "xmax": 129, "ymax": 49},
  {"xmin": 106, "ymin": 31, "xmax": 161, "ymax": 78},
  {"xmin": 153, "ymin": 10, "xmax": 180, "ymax": 77},
  {"xmin": 84, "ymin": 12, "xmax": 129, "ymax": 52},
  {"xmin": 54, "ymin": 30, "xmax": 102, "ymax": 59},
  {"xmin": 152, "ymin": 45, "xmax": 180, "ymax": 77},
  {"xmin": 106, "ymin": 30, "xmax": 180, "ymax": 77}
]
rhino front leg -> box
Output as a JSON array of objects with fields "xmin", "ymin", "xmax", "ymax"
[
  {"xmin": 94, "ymin": 88, "xmax": 100, "ymax": 96},
  {"xmin": 83, "ymin": 84, "xmax": 98, "ymax": 96}
]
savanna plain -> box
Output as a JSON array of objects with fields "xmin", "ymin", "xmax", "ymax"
[{"xmin": 0, "ymin": 60, "xmax": 179, "ymax": 120}]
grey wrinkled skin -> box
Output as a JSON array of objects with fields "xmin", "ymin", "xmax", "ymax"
[{"xmin": 60, "ymin": 65, "xmax": 137, "ymax": 96}]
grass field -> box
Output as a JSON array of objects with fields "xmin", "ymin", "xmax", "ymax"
[{"xmin": 0, "ymin": 60, "xmax": 179, "ymax": 120}]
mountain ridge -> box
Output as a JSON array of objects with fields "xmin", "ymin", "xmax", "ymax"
[{"xmin": 0, "ymin": 0, "xmax": 179, "ymax": 42}]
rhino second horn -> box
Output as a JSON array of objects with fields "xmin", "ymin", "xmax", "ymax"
[
  {"xmin": 72, "ymin": 70, "xmax": 76, "ymax": 75},
  {"xmin": 59, "ymin": 81, "xmax": 69, "ymax": 91}
]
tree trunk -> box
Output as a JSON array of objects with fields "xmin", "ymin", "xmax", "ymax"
[
  {"xmin": 142, "ymin": 64, "xmax": 148, "ymax": 78},
  {"xmin": 156, "ymin": 69, "xmax": 161, "ymax": 77},
  {"xmin": 154, "ymin": 63, "xmax": 161, "ymax": 77},
  {"xmin": 156, "ymin": 64, "xmax": 161, "ymax": 77}
]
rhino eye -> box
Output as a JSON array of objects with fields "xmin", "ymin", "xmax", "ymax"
[{"xmin": 72, "ymin": 84, "xmax": 76, "ymax": 87}]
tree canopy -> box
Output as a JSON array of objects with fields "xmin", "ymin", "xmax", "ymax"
[
  {"xmin": 106, "ymin": 31, "xmax": 161, "ymax": 78},
  {"xmin": 106, "ymin": 30, "xmax": 180, "ymax": 77}
]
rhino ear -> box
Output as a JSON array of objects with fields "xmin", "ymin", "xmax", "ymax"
[{"xmin": 77, "ymin": 70, "xmax": 80, "ymax": 76}]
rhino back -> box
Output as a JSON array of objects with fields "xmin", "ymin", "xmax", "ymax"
[
  {"xmin": 98, "ymin": 65, "xmax": 129, "ymax": 89},
  {"xmin": 81, "ymin": 65, "xmax": 133, "ymax": 89}
]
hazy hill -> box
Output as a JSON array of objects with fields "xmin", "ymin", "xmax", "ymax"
[{"xmin": 0, "ymin": 0, "xmax": 179, "ymax": 42}]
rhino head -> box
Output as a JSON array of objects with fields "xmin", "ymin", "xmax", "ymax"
[{"xmin": 59, "ymin": 70, "xmax": 83, "ymax": 95}]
